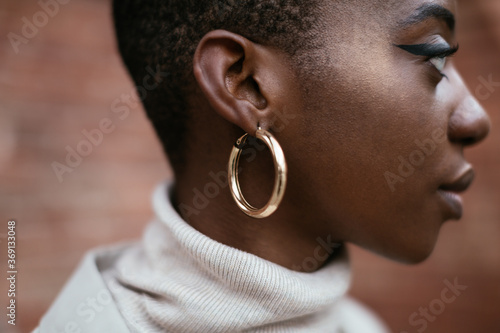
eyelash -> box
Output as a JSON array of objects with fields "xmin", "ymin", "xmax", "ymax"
[{"xmin": 395, "ymin": 43, "xmax": 459, "ymax": 78}]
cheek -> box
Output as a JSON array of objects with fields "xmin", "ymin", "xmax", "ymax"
[{"xmin": 298, "ymin": 54, "xmax": 450, "ymax": 261}]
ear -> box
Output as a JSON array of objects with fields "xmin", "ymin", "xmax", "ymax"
[{"xmin": 193, "ymin": 29, "xmax": 290, "ymax": 136}]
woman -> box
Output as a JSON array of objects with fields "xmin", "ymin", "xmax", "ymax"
[{"xmin": 34, "ymin": 0, "xmax": 490, "ymax": 332}]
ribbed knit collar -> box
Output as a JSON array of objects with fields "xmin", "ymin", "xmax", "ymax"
[{"xmin": 107, "ymin": 179, "xmax": 351, "ymax": 332}]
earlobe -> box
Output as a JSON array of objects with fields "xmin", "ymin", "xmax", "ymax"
[{"xmin": 193, "ymin": 30, "xmax": 270, "ymax": 136}]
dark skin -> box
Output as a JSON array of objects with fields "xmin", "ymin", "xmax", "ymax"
[{"xmin": 172, "ymin": 0, "xmax": 490, "ymax": 272}]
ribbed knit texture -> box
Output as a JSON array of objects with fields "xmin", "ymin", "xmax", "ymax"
[{"xmin": 101, "ymin": 179, "xmax": 352, "ymax": 332}]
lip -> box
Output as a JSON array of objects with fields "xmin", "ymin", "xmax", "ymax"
[{"xmin": 437, "ymin": 167, "xmax": 475, "ymax": 219}]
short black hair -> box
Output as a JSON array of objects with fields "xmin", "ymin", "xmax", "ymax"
[{"xmin": 112, "ymin": 0, "xmax": 322, "ymax": 166}]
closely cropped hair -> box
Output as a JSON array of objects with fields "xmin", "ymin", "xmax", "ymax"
[{"xmin": 113, "ymin": 0, "xmax": 322, "ymax": 165}]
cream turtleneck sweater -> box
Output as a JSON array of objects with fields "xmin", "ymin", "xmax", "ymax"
[{"xmin": 34, "ymin": 179, "xmax": 390, "ymax": 333}]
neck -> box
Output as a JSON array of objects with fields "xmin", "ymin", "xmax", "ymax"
[{"xmin": 172, "ymin": 154, "xmax": 340, "ymax": 272}]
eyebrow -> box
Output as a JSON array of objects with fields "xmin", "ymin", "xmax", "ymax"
[{"xmin": 399, "ymin": 4, "xmax": 455, "ymax": 32}]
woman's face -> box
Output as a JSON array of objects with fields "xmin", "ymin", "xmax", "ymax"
[{"xmin": 283, "ymin": 0, "xmax": 490, "ymax": 263}]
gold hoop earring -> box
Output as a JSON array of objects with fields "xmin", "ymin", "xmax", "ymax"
[{"xmin": 228, "ymin": 127, "xmax": 287, "ymax": 218}]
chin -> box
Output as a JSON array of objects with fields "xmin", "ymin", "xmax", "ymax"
[{"xmin": 389, "ymin": 214, "xmax": 445, "ymax": 264}]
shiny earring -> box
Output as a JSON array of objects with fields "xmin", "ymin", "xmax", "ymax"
[{"xmin": 228, "ymin": 127, "xmax": 287, "ymax": 218}]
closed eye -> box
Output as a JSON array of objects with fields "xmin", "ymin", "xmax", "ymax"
[
  {"xmin": 394, "ymin": 43, "xmax": 459, "ymax": 59},
  {"xmin": 395, "ymin": 43, "xmax": 459, "ymax": 78}
]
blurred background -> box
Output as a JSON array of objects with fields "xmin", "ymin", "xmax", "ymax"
[{"xmin": 0, "ymin": 0, "xmax": 499, "ymax": 332}]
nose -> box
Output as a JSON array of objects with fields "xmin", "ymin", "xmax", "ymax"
[{"xmin": 448, "ymin": 93, "xmax": 491, "ymax": 147}]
